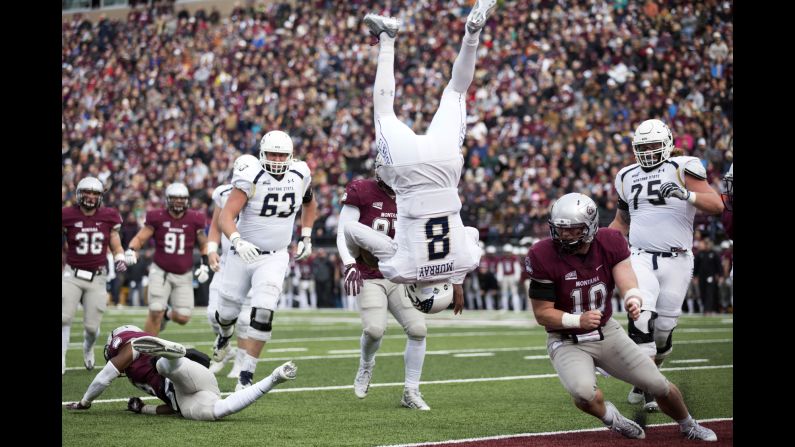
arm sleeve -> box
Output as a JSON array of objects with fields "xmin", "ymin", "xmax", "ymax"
[
  {"xmin": 614, "ymin": 172, "xmax": 626, "ymax": 202},
  {"xmin": 683, "ymin": 157, "xmax": 707, "ymax": 180},
  {"xmin": 81, "ymin": 361, "xmax": 121, "ymax": 404},
  {"xmin": 527, "ymin": 248, "xmax": 556, "ymax": 301},
  {"xmin": 336, "ymin": 205, "xmax": 361, "ymax": 266}
]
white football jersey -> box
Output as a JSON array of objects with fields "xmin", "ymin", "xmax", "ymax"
[
  {"xmin": 212, "ymin": 183, "xmax": 235, "ymax": 257},
  {"xmin": 614, "ymin": 156, "xmax": 706, "ymax": 252},
  {"xmin": 232, "ymin": 160, "xmax": 312, "ymax": 251}
]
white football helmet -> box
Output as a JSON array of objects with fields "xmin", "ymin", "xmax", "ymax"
[
  {"xmin": 632, "ymin": 119, "xmax": 674, "ymax": 168},
  {"xmin": 502, "ymin": 244, "xmax": 514, "ymax": 253},
  {"xmin": 76, "ymin": 176, "xmax": 105, "ymax": 210},
  {"xmin": 722, "ymin": 163, "xmax": 733, "ymax": 211},
  {"xmin": 405, "ymin": 281, "xmax": 454, "ymax": 314},
  {"xmin": 259, "ymin": 130, "xmax": 294, "ymax": 175},
  {"xmin": 165, "ymin": 182, "xmax": 190, "ymax": 214},
  {"xmin": 548, "ymin": 193, "xmax": 599, "ymax": 253},
  {"xmin": 103, "ymin": 325, "xmax": 143, "ymax": 360}
]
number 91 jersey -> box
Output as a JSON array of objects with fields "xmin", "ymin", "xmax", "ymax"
[
  {"xmin": 233, "ymin": 159, "xmax": 312, "ymax": 251},
  {"xmin": 614, "ymin": 156, "xmax": 705, "ymax": 252}
]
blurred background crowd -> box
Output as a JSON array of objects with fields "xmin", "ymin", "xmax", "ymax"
[{"xmin": 62, "ymin": 0, "xmax": 733, "ymax": 312}]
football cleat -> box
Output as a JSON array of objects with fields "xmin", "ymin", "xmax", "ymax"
[
  {"xmin": 83, "ymin": 348, "xmax": 95, "ymax": 371},
  {"xmin": 212, "ymin": 333, "xmax": 233, "ymax": 362},
  {"xmin": 643, "ymin": 392, "xmax": 659, "ymax": 412},
  {"xmin": 271, "ymin": 361, "xmax": 297, "ymax": 384},
  {"xmin": 400, "ymin": 388, "xmax": 430, "ymax": 411},
  {"xmin": 236, "ymin": 370, "xmax": 254, "ymax": 391},
  {"xmin": 354, "ymin": 360, "xmax": 375, "ymax": 399},
  {"xmin": 627, "ymin": 386, "xmax": 644, "ymax": 404},
  {"xmin": 681, "ymin": 421, "xmax": 718, "ymax": 441},
  {"xmin": 130, "ymin": 336, "xmax": 186, "ymax": 359},
  {"xmin": 363, "ymin": 14, "xmax": 400, "ymax": 40},
  {"xmin": 209, "ymin": 347, "xmax": 237, "ymax": 374},
  {"xmin": 605, "ymin": 401, "xmax": 645, "ymax": 439},
  {"xmin": 466, "ymin": 0, "xmax": 498, "ymax": 34}
]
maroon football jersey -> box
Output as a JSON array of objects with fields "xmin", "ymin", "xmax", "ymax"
[
  {"xmin": 106, "ymin": 329, "xmax": 171, "ymax": 406},
  {"xmin": 342, "ymin": 179, "xmax": 397, "ymax": 280},
  {"xmin": 480, "ymin": 255, "xmax": 500, "ymax": 272},
  {"xmin": 62, "ymin": 206, "xmax": 122, "ymax": 270},
  {"xmin": 146, "ymin": 209, "xmax": 206, "ymax": 274},
  {"xmin": 527, "ymin": 228, "xmax": 630, "ymax": 335},
  {"xmin": 500, "ymin": 254, "xmax": 518, "ymax": 275}
]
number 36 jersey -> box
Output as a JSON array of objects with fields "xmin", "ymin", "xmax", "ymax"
[
  {"xmin": 233, "ymin": 160, "xmax": 311, "ymax": 252},
  {"xmin": 614, "ymin": 156, "xmax": 705, "ymax": 252}
]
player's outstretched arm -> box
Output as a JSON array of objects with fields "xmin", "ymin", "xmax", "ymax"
[
  {"xmin": 125, "ymin": 225, "xmax": 154, "ymax": 265},
  {"xmin": 65, "ymin": 343, "xmax": 134, "ymax": 410}
]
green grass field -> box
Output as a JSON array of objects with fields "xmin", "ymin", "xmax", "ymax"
[{"xmin": 62, "ymin": 308, "xmax": 733, "ymax": 447}]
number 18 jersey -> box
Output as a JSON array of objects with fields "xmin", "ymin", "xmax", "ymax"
[
  {"xmin": 232, "ymin": 159, "xmax": 312, "ymax": 251},
  {"xmin": 614, "ymin": 156, "xmax": 704, "ymax": 252}
]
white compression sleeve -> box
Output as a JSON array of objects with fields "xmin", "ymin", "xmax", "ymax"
[
  {"xmin": 81, "ymin": 361, "xmax": 120, "ymax": 403},
  {"xmin": 336, "ymin": 205, "xmax": 362, "ymax": 266}
]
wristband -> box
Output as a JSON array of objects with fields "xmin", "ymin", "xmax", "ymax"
[
  {"xmin": 141, "ymin": 405, "xmax": 158, "ymax": 415},
  {"xmin": 230, "ymin": 232, "xmax": 241, "ymax": 243},
  {"xmin": 207, "ymin": 241, "xmax": 219, "ymax": 253},
  {"xmin": 301, "ymin": 227, "xmax": 312, "ymax": 238},
  {"xmin": 687, "ymin": 191, "xmax": 697, "ymax": 204},
  {"xmin": 114, "ymin": 253, "xmax": 125, "ymax": 262},
  {"xmin": 561, "ymin": 312, "xmax": 581, "ymax": 329}
]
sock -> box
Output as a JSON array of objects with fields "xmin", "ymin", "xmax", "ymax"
[
  {"xmin": 234, "ymin": 348, "xmax": 247, "ymax": 370},
  {"xmin": 404, "ymin": 337, "xmax": 426, "ymax": 390},
  {"xmin": 373, "ymin": 35, "xmax": 397, "ymax": 118},
  {"xmin": 213, "ymin": 373, "xmax": 279, "ymax": 419},
  {"xmin": 601, "ymin": 402, "xmax": 618, "ymax": 425},
  {"xmin": 62, "ymin": 325, "xmax": 71, "ymax": 369},
  {"xmin": 360, "ymin": 333, "xmax": 382, "ymax": 364},
  {"xmin": 449, "ymin": 31, "xmax": 480, "ymax": 93},
  {"xmin": 677, "ymin": 415, "xmax": 695, "ymax": 430},
  {"xmin": 83, "ymin": 328, "xmax": 97, "ymax": 353},
  {"xmin": 241, "ymin": 353, "xmax": 258, "ymax": 375}
]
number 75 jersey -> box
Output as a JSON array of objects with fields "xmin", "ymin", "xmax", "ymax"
[
  {"xmin": 233, "ymin": 160, "xmax": 312, "ymax": 251},
  {"xmin": 614, "ymin": 156, "xmax": 704, "ymax": 252}
]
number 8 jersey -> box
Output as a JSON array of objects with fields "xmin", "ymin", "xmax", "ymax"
[
  {"xmin": 232, "ymin": 159, "xmax": 312, "ymax": 251},
  {"xmin": 614, "ymin": 156, "xmax": 706, "ymax": 252}
]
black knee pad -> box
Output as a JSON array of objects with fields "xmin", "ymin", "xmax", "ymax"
[
  {"xmin": 656, "ymin": 329, "xmax": 674, "ymax": 356},
  {"xmin": 628, "ymin": 311, "xmax": 657, "ymax": 344},
  {"xmin": 215, "ymin": 310, "xmax": 237, "ymax": 328},
  {"xmin": 250, "ymin": 308, "xmax": 274, "ymax": 332}
]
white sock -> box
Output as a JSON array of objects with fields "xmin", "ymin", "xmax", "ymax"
[
  {"xmin": 404, "ymin": 337, "xmax": 426, "ymax": 390},
  {"xmin": 213, "ymin": 373, "xmax": 279, "ymax": 419},
  {"xmin": 83, "ymin": 328, "xmax": 97, "ymax": 353},
  {"xmin": 234, "ymin": 348, "xmax": 247, "ymax": 370},
  {"xmin": 373, "ymin": 35, "xmax": 397, "ymax": 118},
  {"xmin": 360, "ymin": 333, "xmax": 382, "ymax": 364},
  {"xmin": 601, "ymin": 401, "xmax": 618, "ymax": 425},
  {"xmin": 241, "ymin": 353, "xmax": 258, "ymax": 375},
  {"xmin": 677, "ymin": 415, "xmax": 695, "ymax": 429},
  {"xmin": 62, "ymin": 325, "xmax": 71, "ymax": 368},
  {"xmin": 449, "ymin": 31, "xmax": 480, "ymax": 93}
]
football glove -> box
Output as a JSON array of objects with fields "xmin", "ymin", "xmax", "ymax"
[
  {"xmin": 295, "ymin": 236, "xmax": 312, "ymax": 261},
  {"xmin": 343, "ymin": 264, "xmax": 363, "ymax": 296},
  {"xmin": 114, "ymin": 253, "xmax": 127, "ymax": 273},
  {"xmin": 127, "ymin": 397, "xmax": 144, "ymax": 413},
  {"xmin": 195, "ymin": 264, "xmax": 210, "ymax": 283},
  {"xmin": 659, "ymin": 181, "xmax": 690, "ymax": 201},
  {"xmin": 66, "ymin": 400, "xmax": 91, "ymax": 410},
  {"xmin": 124, "ymin": 248, "xmax": 138, "ymax": 265},
  {"xmin": 231, "ymin": 233, "xmax": 260, "ymax": 263}
]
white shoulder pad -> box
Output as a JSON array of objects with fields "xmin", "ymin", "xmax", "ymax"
[
  {"xmin": 290, "ymin": 160, "xmax": 312, "ymax": 193},
  {"xmin": 677, "ymin": 156, "xmax": 707, "ymax": 180},
  {"xmin": 614, "ymin": 164, "xmax": 639, "ymax": 201},
  {"xmin": 232, "ymin": 163, "xmax": 264, "ymax": 198},
  {"xmin": 212, "ymin": 184, "xmax": 233, "ymax": 209}
]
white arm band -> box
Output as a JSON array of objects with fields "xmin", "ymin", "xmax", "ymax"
[
  {"xmin": 229, "ymin": 232, "xmax": 241, "ymax": 244},
  {"xmin": 207, "ymin": 241, "xmax": 219, "ymax": 253},
  {"xmin": 141, "ymin": 405, "xmax": 159, "ymax": 415},
  {"xmin": 687, "ymin": 191, "xmax": 697, "ymax": 204},
  {"xmin": 561, "ymin": 313, "xmax": 581, "ymax": 329},
  {"xmin": 336, "ymin": 205, "xmax": 361, "ymax": 266},
  {"xmin": 301, "ymin": 227, "xmax": 312, "ymax": 238},
  {"xmin": 81, "ymin": 361, "xmax": 121, "ymax": 404}
]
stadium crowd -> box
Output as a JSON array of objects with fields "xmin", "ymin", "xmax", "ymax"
[{"xmin": 62, "ymin": 0, "xmax": 733, "ymax": 311}]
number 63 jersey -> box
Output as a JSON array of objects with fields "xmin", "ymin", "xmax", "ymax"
[
  {"xmin": 614, "ymin": 156, "xmax": 704, "ymax": 252},
  {"xmin": 233, "ymin": 160, "xmax": 312, "ymax": 251}
]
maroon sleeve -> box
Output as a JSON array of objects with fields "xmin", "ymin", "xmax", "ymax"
[
  {"xmin": 600, "ymin": 228, "xmax": 630, "ymax": 267},
  {"xmin": 342, "ymin": 181, "xmax": 362, "ymax": 208},
  {"xmin": 527, "ymin": 245, "xmax": 553, "ymax": 282},
  {"xmin": 103, "ymin": 208, "xmax": 123, "ymax": 228},
  {"xmin": 193, "ymin": 210, "xmax": 207, "ymax": 234},
  {"xmin": 144, "ymin": 210, "xmax": 159, "ymax": 229}
]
